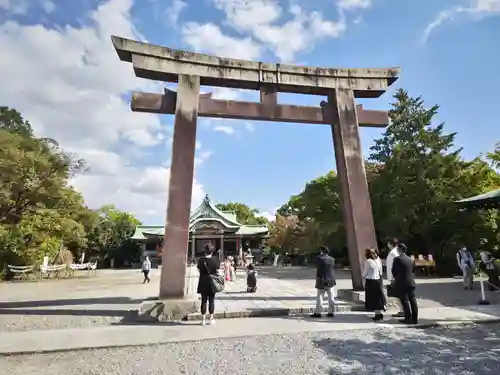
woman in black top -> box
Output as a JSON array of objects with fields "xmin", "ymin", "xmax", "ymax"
[{"xmin": 197, "ymin": 245, "xmax": 219, "ymax": 325}]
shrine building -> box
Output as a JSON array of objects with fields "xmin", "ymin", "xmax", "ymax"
[{"xmin": 131, "ymin": 195, "xmax": 269, "ymax": 266}]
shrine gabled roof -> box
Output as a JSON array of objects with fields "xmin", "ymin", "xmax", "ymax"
[
  {"xmin": 130, "ymin": 225, "xmax": 164, "ymax": 240},
  {"xmin": 131, "ymin": 195, "xmax": 270, "ymax": 239},
  {"xmin": 455, "ymin": 188, "xmax": 500, "ymax": 210},
  {"xmin": 235, "ymin": 225, "xmax": 269, "ymax": 236},
  {"xmin": 189, "ymin": 194, "xmax": 241, "ymax": 229}
]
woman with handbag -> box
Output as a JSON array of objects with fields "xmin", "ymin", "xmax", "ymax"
[{"xmin": 197, "ymin": 245, "xmax": 223, "ymax": 326}]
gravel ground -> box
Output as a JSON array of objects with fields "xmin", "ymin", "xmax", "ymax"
[
  {"xmin": 0, "ymin": 311, "xmax": 130, "ymax": 332},
  {"xmin": 3, "ymin": 324, "xmax": 500, "ymax": 375}
]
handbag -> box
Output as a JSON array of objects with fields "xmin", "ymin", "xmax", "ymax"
[
  {"xmin": 204, "ymin": 259, "xmax": 225, "ymax": 293},
  {"xmin": 386, "ymin": 282, "xmax": 397, "ymax": 297}
]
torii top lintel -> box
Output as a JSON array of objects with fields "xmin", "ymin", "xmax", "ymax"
[{"xmin": 111, "ymin": 36, "xmax": 400, "ymax": 99}]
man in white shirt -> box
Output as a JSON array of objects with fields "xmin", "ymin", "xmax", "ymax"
[
  {"xmin": 457, "ymin": 246, "xmax": 475, "ymax": 290},
  {"xmin": 386, "ymin": 238, "xmax": 404, "ymax": 317},
  {"xmin": 141, "ymin": 256, "xmax": 152, "ymax": 284}
]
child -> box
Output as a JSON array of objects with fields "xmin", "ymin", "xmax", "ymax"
[{"xmin": 246, "ymin": 263, "xmax": 258, "ymax": 293}]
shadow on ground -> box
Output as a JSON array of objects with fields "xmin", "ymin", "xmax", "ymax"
[
  {"xmin": 0, "ymin": 297, "xmax": 152, "ymax": 322},
  {"xmin": 313, "ymin": 324, "xmax": 500, "ymax": 374},
  {"xmin": 0, "ymin": 297, "xmax": 147, "ymax": 309},
  {"xmin": 256, "ymin": 267, "xmax": 352, "ymax": 281},
  {"xmin": 256, "ymin": 266, "xmax": 500, "ymax": 308},
  {"xmin": 218, "ymin": 295, "xmax": 316, "ymax": 301}
]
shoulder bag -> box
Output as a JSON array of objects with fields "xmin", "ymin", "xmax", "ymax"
[{"xmin": 204, "ymin": 258, "xmax": 225, "ymax": 294}]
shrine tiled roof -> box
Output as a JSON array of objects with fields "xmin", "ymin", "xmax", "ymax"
[
  {"xmin": 455, "ymin": 187, "xmax": 500, "ymax": 210},
  {"xmin": 130, "ymin": 195, "xmax": 269, "ymax": 239}
]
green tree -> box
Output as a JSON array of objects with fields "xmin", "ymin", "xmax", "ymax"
[
  {"xmin": 274, "ymin": 90, "xmax": 500, "ymax": 273},
  {"xmin": 369, "ymin": 90, "xmax": 500, "ymax": 253},
  {"xmin": 0, "ymin": 108, "xmax": 86, "ymax": 274},
  {"xmin": 215, "ymin": 202, "xmax": 269, "ymax": 225},
  {"xmin": 84, "ymin": 205, "xmax": 142, "ymax": 267},
  {"xmin": 0, "ymin": 129, "xmax": 84, "ymax": 225},
  {"xmin": 486, "ymin": 142, "xmax": 500, "ymax": 169},
  {"xmin": 0, "ymin": 106, "xmax": 33, "ymax": 137},
  {"xmin": 0, "ymin": 107, "xmax": 146, "ymax": 277},
  {"xmin": 277, "ymin": 171, "xmax": 345, "ymax": 257},
  {"xmin": 268, "ymin": 214, "xmax": 307, "ymax": 253}
]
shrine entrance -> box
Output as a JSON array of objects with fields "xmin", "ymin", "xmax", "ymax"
[{"xmin": 112, "ymin": 35, "xmax": 399, "ymax": 298}]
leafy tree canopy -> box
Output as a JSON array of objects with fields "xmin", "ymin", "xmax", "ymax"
[
  {"xmin": 0, "ymin": 107, "xmax": 142, "ymax": 277},
  {"xmin": 271, "ymin": 89, "xmax": 500, "ymax": 273}
]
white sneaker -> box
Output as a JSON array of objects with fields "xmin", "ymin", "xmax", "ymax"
[
  {"xmin": 201, "ymin": 318, "xmax": 207, "ymax": 326},
  {"xmin": 209, "ymin": 318, "xmax": 215, "ymax": 325}
]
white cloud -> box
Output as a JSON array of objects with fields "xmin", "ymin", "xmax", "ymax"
[
  {"xmin": 166, "ymin": 0, "xmax": 187, "ymax": 25},
  {"xmin": 0, "ymin": 0, "xmax": 56, "ymax": 14},
  {"xmin": 257, "ymin": 208, "xmax": 278, "ymax": 222},
  {"xmin": 207, "ymin": 0, "xmax": 347, "ymax": 61},
  {"xmin": 210, "ymin": 87, "xmax": 242, "ymax": 100},
  {"xmin": 71, "ymin": 153, "xmax": 206, "ymax": 219},
  {"xmin": 422, "ymin": 0, "xmax": 500, "ymax": 43},
  {"xmin": 182, "ymin": 22, "xmax": 262, "ymax": 59},
  {"xmin": 1, "ymin": 0, "xmax": 27, "ymax": 14},
  {"xmin": 337, "ymin": 0, "xmax": 371, "ymax": 10},
  {"xmin": 41, "ymin": 0, "xmax": 55, "ymax": 13},
  {"xmin": 214, "ymin": 125, "xmax": 236, "ymax": 135},
  {"xmin": 0, "ymin": 0, "xmax": 206, "ymax": 222},
  {"xmin": 244, "ymin": 122, "xmax": 255, "ymax": 132}
]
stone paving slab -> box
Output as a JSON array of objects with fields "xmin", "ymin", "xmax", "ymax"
[
  {"xmin": 2, "ymin": 267, "xmax": 498, "ymax": 332},
  {"xmin": 3, "ymin": 305, "xmax": 500, "ymax": 355},
  {"xmin": 183, "ymin": 271, "xmax": 360, "ymax": 321}
]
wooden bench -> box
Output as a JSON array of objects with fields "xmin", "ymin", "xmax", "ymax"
[
  {"xmin": 381, "ymin": 255, "xmax": 436, "ymax": 276},
  {"xmin": 8, "ymin": 265, "xmax": 35, "ymax": 280},
  {"xmin": 39, "ymin": 264, "xmax": 68, "ymax": 279},
  {"xmin": 412, "ymin": 255, "xmax": 436, "ymax": 276},
  {"xmin": 69, "ymin": 262, "xmax": 98, "ymax": 277}
]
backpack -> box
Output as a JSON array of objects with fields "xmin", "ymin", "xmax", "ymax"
[{"xmin": 458, "ymin": 250, "xmax": 472, "ymax": 268}]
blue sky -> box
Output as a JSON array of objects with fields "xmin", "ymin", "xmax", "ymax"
[{"xmin": 0, "ymin": 0, "xmax": 499, "ymax": 224}]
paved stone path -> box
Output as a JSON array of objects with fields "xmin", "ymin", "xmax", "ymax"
[
  {"xmin": 208, "ymin": 268, "xmax": 353, "ymax": 316},
  {"xmin": 2, "ymin": 304, "xmax": 500, "ymax": 355},
  {"xmin": 3, "ymin": 321, "xmax": 500, "ymax": 374},
  {"xmin": 1, "ymin": 266, "xmax": 499, "ymax": 331}
]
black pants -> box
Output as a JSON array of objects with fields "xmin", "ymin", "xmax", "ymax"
[
  {"xmin": 142, "ymin": 270, "xmax": 150, "ymax": 283},
  {"xmin": 201, "ymin": 293, "xmax": 215, "ymax": 315},
  {"xmin": 399, "ymin": 287, "xmax": 418, "ymax": 323}
]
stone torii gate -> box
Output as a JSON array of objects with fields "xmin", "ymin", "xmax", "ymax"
[{"xmin": 112, "ymin": 36, "xmax": 399, "ymax": 315}]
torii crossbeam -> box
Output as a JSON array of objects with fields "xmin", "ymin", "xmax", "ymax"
[
  {"xmin": 131, "ymin": 89, "xmax": 389, "ymax": 127},
  {"xmin": 111, "ymin": 35, "xmax": 400, "ymax": 314}
]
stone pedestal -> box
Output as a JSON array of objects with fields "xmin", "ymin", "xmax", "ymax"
[{"xmin": 138, "ymin": 265, "xmax": 200, "ymax": 322}]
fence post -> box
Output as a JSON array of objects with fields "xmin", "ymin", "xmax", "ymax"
[{"xmin": 478, "ymin": 273, "xmax": 490, "ymax": 305}]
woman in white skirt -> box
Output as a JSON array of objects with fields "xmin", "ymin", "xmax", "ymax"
[{"xmin": 363, "ymin": 248, "xmax": 386, "ymax": 321}]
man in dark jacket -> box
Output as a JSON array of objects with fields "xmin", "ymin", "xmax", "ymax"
[
  {"xmin": 391, "ymin": 243, "xmax": 418, "ymax": 324},
  {"xmin": 311, "ymin": 246, "xmax": 336, "ymax": 318}
]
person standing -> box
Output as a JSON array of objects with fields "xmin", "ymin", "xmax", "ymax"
[
  {"xmin": 479, "ymin": 251, "xmax": 500, "ymax": 291},
  {"xmin": 229, "ymin": 256, "xmax": 236, "ymax": 281},
  {"xmin": 141, "ymin": 256, "xmax": 151, "ymax": 284},
  {"xmin": 363, "ymin": 248, "xmax": 385, "ymax": 321},
  {"xmin": 391, "ymin": 243, "xmax": 418, "ymax": 324},
  {"xmin": 246, "ymin": 263, "xmax": 258, "ymax": 293},
  {"xmin": 386, "ymin": 238, "xmax": 404, "ymax": 317},
  {"xmin": 310, "ymin": 246, "xmax": 336, "ymax": 318},
  {"xmin": 197, "ymin": 245, "xmax": 220, "ymax": 326},
  {"xmin": 457, "ymin": 246, "xmax": 475, "ymax": 290}
]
